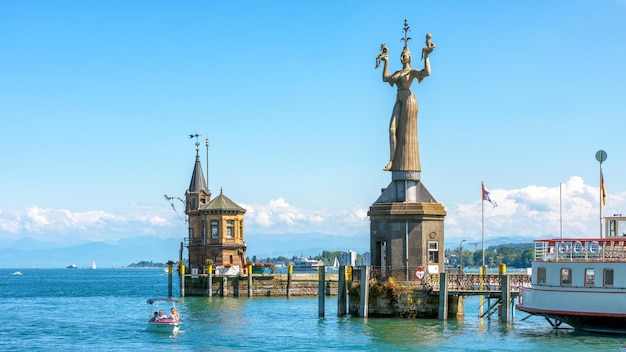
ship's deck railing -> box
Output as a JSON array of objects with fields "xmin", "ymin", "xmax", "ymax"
[{"xmin": 534, "ymin": 238, "xmax": 626, "ymax": 262}]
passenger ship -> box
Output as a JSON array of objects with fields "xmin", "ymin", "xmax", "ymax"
[{"xmin": 517, "ymin": 215, "xmax": 626, "ymax": 333}]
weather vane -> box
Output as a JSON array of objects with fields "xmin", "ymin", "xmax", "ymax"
[{"xmin": 189, "ymin": 132, "xmax": 200, "ymax": 156}]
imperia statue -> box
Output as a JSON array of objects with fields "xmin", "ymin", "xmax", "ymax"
[{"xmin": 376, "ymin": 20, "xmax": 435, "ymax": 172}]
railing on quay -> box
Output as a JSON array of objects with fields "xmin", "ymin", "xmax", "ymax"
[
  {"xmin": 351, "ymin": 266, "xmax": 531, "ymax": 294},
  {"xmin": 183, "ymin": 237, "xmax": 206, "ymax": 247}
]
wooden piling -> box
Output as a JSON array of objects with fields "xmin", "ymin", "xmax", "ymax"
[
  {"xmin": 337, "ymin": 265, "xmax": 347, "ymax": 316},
  {"xmin": 167, "ymin": 261, "xmax": 173, "ymax": 298},
  {"xmin": 347, "ymin": 266, "xmax": 354, "ymax": 313},
  {"xmin": 286, "ymin": 265, "xmax": 292, "ymax": 298},
  {"xmin": 500, "ymin": 274, "xmax": 511, "ymax": 323},
  {"xmin": 180, "ymin": 263, "xmax": 185, "ymax": 298},
  {"xmin": 479, "ymin": 265, "xmax": 486, "ymax": 317},
  {"xmin": 358, "ymin": 265, "xmax": 370, "ymax": 318},
  {"xmin": 248, "ymin": 264, "xmax": 253, "ymax": 298},
  {"xmin": 207, "ymin": 266, "xmax": 213, "ymax": 297},
  {"xmin": 438, "ymin": 272, "xmax": 448, "ymax": 320},
  {"xmin": 318, "ymin": 265, "xmax": 325, "ymax": 317}
]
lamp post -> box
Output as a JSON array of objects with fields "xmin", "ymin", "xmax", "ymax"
[{"xmin": 459, "ymin": 239, "xmax": 467, "ymax": 274}]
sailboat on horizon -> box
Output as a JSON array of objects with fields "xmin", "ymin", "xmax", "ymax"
[{"xmin": 90, "ymin": 261, "xmax": 96, "ymax": 270}]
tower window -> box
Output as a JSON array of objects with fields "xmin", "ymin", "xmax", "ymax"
[
  {"xmin": 211, "ymin": 220, "xmax": 219, "ymax": 239},
  {"xmin": 428, "ymin": 241, "xmax": 439, "ymax": 263},
  {"xmin": 227, "ymin": 220, "xmax": 234, "ymax": 238}
]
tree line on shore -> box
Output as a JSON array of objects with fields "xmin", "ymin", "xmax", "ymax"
[
  {"xmin": 130, "ymin": 244, "xmax": 535, "ymax": 269},
  {"xmin": 446, "ymin": 243, "xmax": 534, "ymax": 269},
  {"xmin": 251, "ymin": 244, "xmax": 535, "ymax": 269}
]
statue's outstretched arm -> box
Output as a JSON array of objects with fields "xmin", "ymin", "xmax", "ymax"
[
  {"xmin": 417, "ymin": 55, "xmax": 430, "ymax": 84},
  {"xmin": 418, "ymin": 34, "xmax": 434, "ymax": 83},
  {"xmin": 376, "ymin": 44, "xmax": 395, "ymax": 87}
]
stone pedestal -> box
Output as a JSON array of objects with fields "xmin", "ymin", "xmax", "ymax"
[{"xmin": 369, "ymin": 179, "xmax": 446, "ymax": 280}]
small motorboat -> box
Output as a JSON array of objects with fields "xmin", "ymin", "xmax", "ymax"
[
  {"xmin": 12, "ymin": 271, "xmax": 22, "ymax": 276},
  {"xmin": 145, "ymin": 298, "xmax": 181, "ymax": 333}
]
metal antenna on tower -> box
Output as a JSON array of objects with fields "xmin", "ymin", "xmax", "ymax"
[{"xmin": 205, "ymin": 136, "xmax": 210, "ymax": 193}]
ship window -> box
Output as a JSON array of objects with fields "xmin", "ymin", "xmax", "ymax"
[
  {"xmin": 537, "ymin": 267, "xmax": 546, "ymax": 285},
  {"xmin": 428, "ymin": 241, "xmax": 439, "ymax": 263},
  {"xmin": 604, "ymin": 269, "xmax": 614, "ymax": 286},
  {"xmin": 585, "ymin": 268, "xmax": 595, "ymax": 286},
  {"xmin": 211, "ymin": 220, "xmax": 219, "ymax": 239},
  {"xmin": 226, "ymin": 220, "xmax": 234, "ymax": 238},
  {"xmin": 560, "ymin": 268, "xmax": 572, "ymax": 286}
]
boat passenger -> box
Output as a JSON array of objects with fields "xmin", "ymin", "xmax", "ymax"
[
  {"xmin": 156, "ymin": 310, "xmax": 166, "ymax": 321},
  {"xmin": 169, "ymin": 308, "xmax": 179, "ymax": 321},
  {"xmin": 149, "ymin": 311, "xmax": 158, "ymax": 322}
]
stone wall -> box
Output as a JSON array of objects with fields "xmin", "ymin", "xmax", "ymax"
[
  {"xmin": 347, "ymin": 279, "xmax": 462, "ymax": 318},
  {"xmin": 182, "ymin": 273, "xmax": 339, "ymax": 297},
  {"xmin": 181, "ymin": 273, "xmax": 464, "ymax": 319}
]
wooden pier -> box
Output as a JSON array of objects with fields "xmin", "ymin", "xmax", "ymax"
[{"xmin": 342, "ymin": 266, "xmax": 531, "ymax": 322}]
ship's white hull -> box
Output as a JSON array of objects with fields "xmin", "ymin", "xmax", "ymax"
[{"xmin": 517, "ymin": 238, "xmax": 626, "ymax": 333}]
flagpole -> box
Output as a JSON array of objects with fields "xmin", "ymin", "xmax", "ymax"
[
  {"xmin": 559, "ymin": 183, "xmax": 562, "ymax": 240},
  {"xmin": 600, "ymin": 162, "xmax": 603, "ymax": 238},
  {"xmin": 481, "ymin": 181, "xmax": 485, "ymax": 267},
  {"xmin": 595, "ymin": 150, "xmax": 607, "ymax": 238}
]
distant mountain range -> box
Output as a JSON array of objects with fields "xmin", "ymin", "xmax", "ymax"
[
  {"xmin": 0, "ymin": 233, "xmax": 370, "ymax": 268},
  {"xmin": 0, "ymin": 236, "xmax": 183, "ymax": 269},
  {"xmin": 0, "ymin": 232, "xmax": 532, "ymax": 268}
]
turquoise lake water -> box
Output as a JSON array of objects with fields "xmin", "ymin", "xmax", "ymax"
[{"xmin": 1, "ymin": 268, "xmax": 624, "ymax": 351}]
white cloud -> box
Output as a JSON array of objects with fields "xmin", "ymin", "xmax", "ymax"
[
  {"xmin": 1, "ymin": 176, "xmax": 621, "ymax": 247},
  {"xmin": 443, "ymin": 176, "xmax": 623, "ymax": 246},
  {"xmin": 240, "ymin": 198, "xmax": 368, "ymax": 235},
  {"xmin": 0, "ymin": 204, "xmax": 177, "ymax": 243}
]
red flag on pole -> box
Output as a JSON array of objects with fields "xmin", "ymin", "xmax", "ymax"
[{"xmin": 482, "ymin": 182, "xmax": 497, "ymax": 207}]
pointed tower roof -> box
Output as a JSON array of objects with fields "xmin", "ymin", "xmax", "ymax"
[
  {"xmin": 201, "ymin": 189, "xmax": 246, "ymax": 213},
  {"xmin": 188, "ymin": 154, "xmax": 210, "ymax": 195}
]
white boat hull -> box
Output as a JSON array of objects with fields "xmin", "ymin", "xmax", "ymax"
[
  {"xmin": 145, "ymin": 321, "xmax": 181, "ymax": 333},
  {"xmin": 517, "ymin": 237, "xmax": 626, "ymax": 333}
]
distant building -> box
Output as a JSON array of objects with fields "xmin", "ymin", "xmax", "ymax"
[
  {"xmin": 340, "ymin": 250, "xmax": 357, "ymax": 266},
  {"xmin": 361, "ymin": 252, "xmax": 371, "ymax": 266},
  {"xmin": 184, "ymin": 146, "xmax": 247, "ymax": 274}
]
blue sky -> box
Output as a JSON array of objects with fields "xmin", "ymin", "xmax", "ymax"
[{"xmin": 1, "ymin": 1, "xmax": 626, "ymax": 253}]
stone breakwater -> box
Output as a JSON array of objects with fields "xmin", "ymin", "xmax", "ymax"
[
  {"xmin": 181, "ymin": 273, "xmax": 463, "ymax": 319},
  {"xmin": 182, "ymin": 273, "xmax": 339, "ymax": 297}
]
